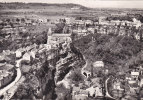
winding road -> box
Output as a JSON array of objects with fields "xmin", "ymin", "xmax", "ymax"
[
  {"xmin": 81, "ymin": 54, "xmax": 115, "ymax": 99},
  {"xmin": 0, "ymin": 67, "xmax": 22, "ymax": 96},
  {"xmin": 0, "ymin": 57, "xmax": 23, "ymax": 97},
  {"xmin": 105, "ymin": 76, "xmax": 116, "ymax": 99},
  {"xmin": 81, "ymin": 56, "xmax": 88, "ymax": 76}
]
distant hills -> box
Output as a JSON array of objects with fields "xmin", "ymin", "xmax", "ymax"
[
  {"xmin": 1, "ymin": 2, "xmax": 143, "ymax": 20},
  {"xmin": 0, "ymin": 2, "xmax": 89, "ymax": 10}
]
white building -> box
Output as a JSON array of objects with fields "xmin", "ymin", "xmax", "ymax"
[
  {"xmin": 93, "ymin": 61, "xmax": 104, "ymax": 68},
  {"xmin": 139, "ymin": 78, "xmax": 143, "ymax": 87},
  {"xmin": 131, "ymin": 72, "xmax": 139, "ymax": 79},
  {"xmin": 132, "ymin": 18, "xmax": 142, "ymax": 29}
]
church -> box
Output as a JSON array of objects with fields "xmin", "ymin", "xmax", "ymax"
[{"xmin": 47, "ymin": 27, "xmax": 72, "ymax": 48}]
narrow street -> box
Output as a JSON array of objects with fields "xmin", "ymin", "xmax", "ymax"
[
  {"xmin": 81, "ymin": 55, "xmax": 88, "ymax": 75},
  {"xmin": 105, "ymin": 76, "xmax": 115, "ymax": 99}
]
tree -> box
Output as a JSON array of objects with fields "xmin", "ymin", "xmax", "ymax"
[
  {"xmin": 21, "ymin": 18, "xmax": 25, "ymax": 23},
  {"xmin": 12, "ymin": 84, "xmax": 34, "ymax": 99},
  {"xmin": 16, "ymin": 18, "xmax": 20, "ymax": 23},
  {"xmin": 47, "ymin": 19, "xmax": 50, "ymax": 22},
  {"xmin": 10, "ymin": 22, "xmax": 14, "ymax": 28},
  {"xmin": 71, "ymin": 32, "xmax": 77, "ymax": 41},
  {"xmin": 6, "ymin": 18, "xmax": 10, "ymax": 23},
  {"xmin": 35, "ymin": 31, "xmax": 47, "ymax": 45},
  {"xmin": 68, "ymin": 68, "xmax": 84, "ymax": 84},
  {"xmin": 54, "ymin": 23, "xmax": 65, "ymax": 33}
]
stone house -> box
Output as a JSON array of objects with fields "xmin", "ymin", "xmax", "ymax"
[
  {"xmin": 72, "ymin": 86, "xmax": 89, "ymax": 100},
  {"xmin": 131, "ymin": 71, "xmax": 139, "ymax": 80}
]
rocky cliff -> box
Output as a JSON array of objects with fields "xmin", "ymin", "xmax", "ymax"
[{"xmin": 11, "ymin": 43, "xmax": 85, "ymax": 100}]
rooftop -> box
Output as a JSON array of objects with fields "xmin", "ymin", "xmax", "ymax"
[
  {"xmin": 129, "ymin": 83, "xmax": 139, "ymax": 88},
  {"xmin": 73, "ymin": 86, "xmax": 80, "ymax": 91},
  {"xmin": 93, "ymin": 61, "xmax": 104, "ymax": 67},
  {"xmin": 0, "ymin": 64, "xmax": 14, "ymax": 71},
  {"xmin": 52, "ymin": 33, "xmax": 71, "ymax": 37},
  {"xmin": 131, "ymin": 72, "xmax": 139, "ymax": 76},
  {"xmin": 0, "ymin": 70, "xmax": 13, "ymax": 80}
]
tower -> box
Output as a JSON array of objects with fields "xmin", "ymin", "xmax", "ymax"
[{"xmin": 47, "ymin": 27, "xmax": 52, "ymax": 45}]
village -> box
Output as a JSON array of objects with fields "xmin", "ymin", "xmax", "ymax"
[{"xmin": 0, "ymin": 10, "xmax": 143, "ymax": 99}]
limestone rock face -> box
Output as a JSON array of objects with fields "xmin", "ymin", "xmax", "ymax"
[
  {"xmin": 12, "ymin": 51, "xmax": 57, "ymax": 100},
  {"xmin": 12, "ymin": 42, "xmax": 84, "ymax": 100}
]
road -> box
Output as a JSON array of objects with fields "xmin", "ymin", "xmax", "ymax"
[
  {"xmin": 3, "ymin": 76, "xmax": 25, "ymax": 100},
  {"xmin": 105, "ymin": 76, "xmax": 115, "ymax": 99},
  {"xmin": 81, "ymin": 55, "xmax": 89, "ymax": 78},
  {"xmin": 0, "ymin": 68, "xmax": 22, "ymax": 96},
  {"xmin": 74, "ymin": 45, "xmax": 115, "ymax": 99},
  {"xmin": 0, "ymin": 58, "xmax": 22, "ymax": 98}
]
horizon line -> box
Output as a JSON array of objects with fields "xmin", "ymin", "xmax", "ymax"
[{"xmin": 0, "ymin": 1, "xmax": 143, "ymax": 9}]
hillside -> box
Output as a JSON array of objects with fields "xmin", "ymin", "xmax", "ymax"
[
  {"xmin": 0, "ymin": 2, "xmax": 91, "ymax": 20},
  {"xmin": 73, "ymin": 33, "xmax": 143, "ymax": 75},
  {"xmin": 1, "ymin": 2, "xmax": 143, "ymax": 18},
  {"xmin": 0, "ymin": 2, "xmax": 88, "ymax": 10}
]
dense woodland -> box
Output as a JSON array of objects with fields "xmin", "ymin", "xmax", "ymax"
[{"xmin": 74, "ymin": 33, "xmax": 143, "ymax": 75}]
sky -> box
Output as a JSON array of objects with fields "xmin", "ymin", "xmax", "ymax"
[{"xmin": 1, "ymin": 0, "xmax": 143, "ymax": 9}]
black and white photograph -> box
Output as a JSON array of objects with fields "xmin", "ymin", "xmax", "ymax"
[{"xmin": 0, "ymin": 0, "xmax": 143, "ymax": 100}]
